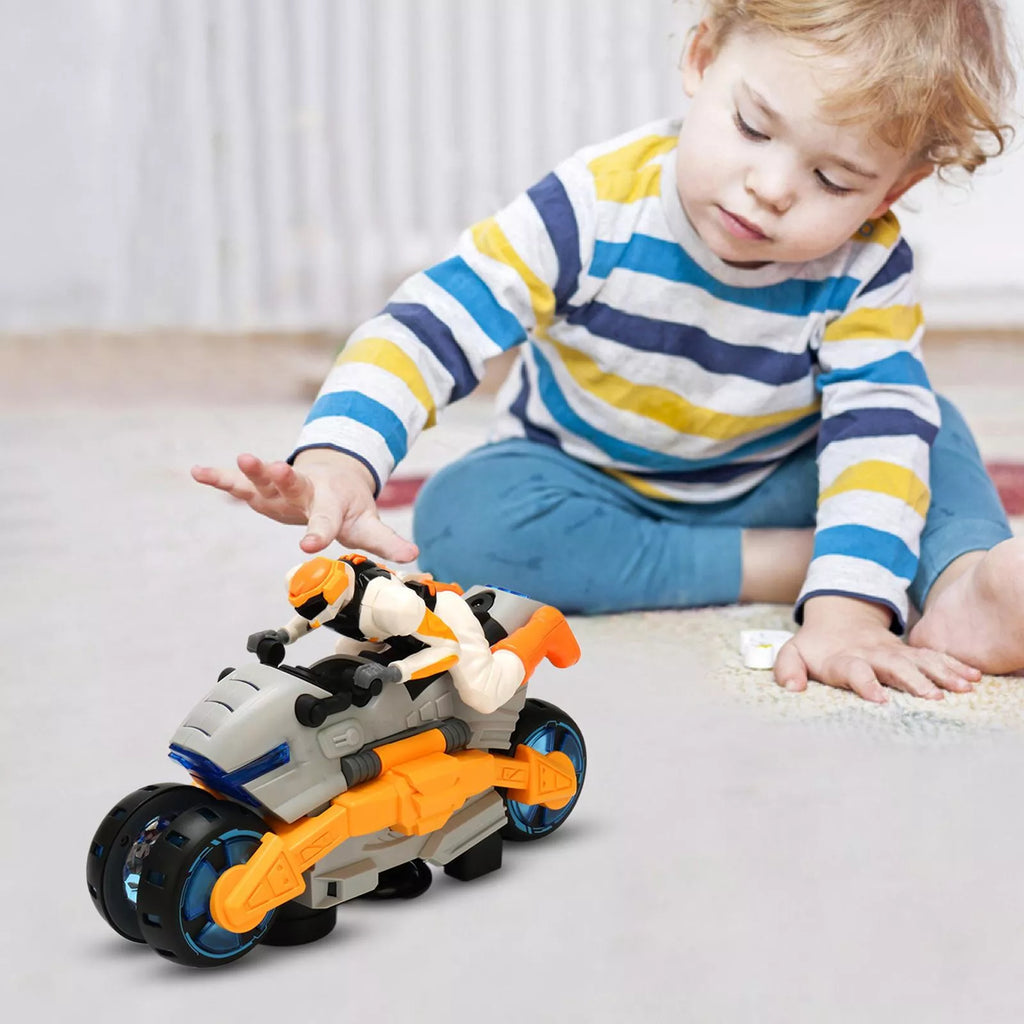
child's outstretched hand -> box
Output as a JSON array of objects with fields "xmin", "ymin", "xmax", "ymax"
[
  {"xmin": 190, "ymin": 448, "xmax": 419, "ymax": 563},
  {"xmin": 773, "ymin": 594, "xmax": 980, "ymax": 703}
]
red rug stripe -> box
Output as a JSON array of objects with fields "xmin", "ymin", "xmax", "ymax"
[
  {"xmin": 985, "ymin": 462, "xmax": 1024, "ymax": 516},
  {"xmin": 379, "ymin": 465, "xmax": 1024, "ymax": 516},
  {"xmin": 378, "ymin": 476, "xmax": 427, "ymax": 509}
]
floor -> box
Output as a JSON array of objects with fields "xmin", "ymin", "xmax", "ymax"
[{"xmin": 3, "ymin": 332, "xmax": 1024, "ymax": 1023}]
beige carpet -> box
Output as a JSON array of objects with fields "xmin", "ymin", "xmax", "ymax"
[{"xmin": 606, "ymin": 601, "xmax": 1024, "ymax": 741}]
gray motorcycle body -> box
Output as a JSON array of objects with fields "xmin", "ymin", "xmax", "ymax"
[{"xmin": 168, "ymin": 586, "xmax": 542, "ymax": 905}]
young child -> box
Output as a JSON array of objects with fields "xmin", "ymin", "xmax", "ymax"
[{"xmin": 194, "ymin": 0, "xmax": 1021, "ymax": 706}]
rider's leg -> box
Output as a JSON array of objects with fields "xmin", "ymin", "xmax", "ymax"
[
  {"xmin": 491, "ymin": 605, "xmax": 581, "ymax": 677},
  {"xmin": 431, "ymin": 589, "xmax": 575, "ymax": 713}
]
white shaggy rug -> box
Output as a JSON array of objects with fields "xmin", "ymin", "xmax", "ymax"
[{"xmin": 614, "ymin": 601, "xmax": 1024, "ymax": 741}]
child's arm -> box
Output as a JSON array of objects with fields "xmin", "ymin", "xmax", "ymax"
[
  {"xmin": 288, "ymin": 163, "xmax": 595, "ymax": 502},
  {"xmin": 796, "ymin": 228, "xmax": 937, "ymax": 634},
  {"xmin": 194, "ymin": 154, "xmax": 596, "ymax": 559},
  {"xmin": 783, "ymin": 223, "xmax": 979, "ymax": 698},
  {"xmin": 191, "ymin": 447, "xmax": 418, "ymax": 560}
]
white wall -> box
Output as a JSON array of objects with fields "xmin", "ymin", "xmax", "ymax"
[
  {"xmin": 0, "ymin": 0, "xmax": 121, "ymax": 326},
  {"xmin": 899, "ymin": 165, "xmax": 1024, "ymax": 327},
  {"xmin": 0, "ymin": 0, "xmax": 1021, "ymax": 331}
]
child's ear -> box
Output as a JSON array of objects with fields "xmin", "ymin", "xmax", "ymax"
[
  {"xmin": 682, "ymin": 21, "xmax": 718, "ymax": 97},
  {"xmin": 869, "ymin": 164, "xmax": 932, "ymax": 219}
]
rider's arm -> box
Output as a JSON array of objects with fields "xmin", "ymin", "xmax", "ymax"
[
  {"xmin": 359, "ymin": 577, "xmax": 461, "ymax": 683},
  {"xmin": 281, "ymin": 615, "xmax": 315, "ymax": 643},
  {"xmin": 247, "ymin": 614, "xmax": 313, "ymax": 655}
]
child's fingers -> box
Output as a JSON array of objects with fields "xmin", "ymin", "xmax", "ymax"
[
  {"xmin": 190, "ymin": 464, "xmax": 256, "ymax": 501},
  {"xmin": 910, "ymin": 649, "xmax": 976, "ymax": 692},
  {"xmin": 874, "ymin": 656, "xmax": 944, "ymax": 700},
  {"xmin": 943, "ymin": 653, "xmax": 982, "ymax": 680},
  {"xmin": 302, "ymin": 508, "xmax": 341, "ymax": 552},
  {"xmin": 238, "ymin": 454, "xmax": 289, "ymax": 501},
  {"xmin": 343, "ymin": 513, "xmax": 419, "ymax": 564},
  {"xmin": 299, "ymin": 529, "xmax": 332, "ymax": 554},
  {"xmin": 300, "ymin": 478, "xmax": 348, "ymax": 551},
  {"xmin": 932, "ymin": 650, "xmax": 981, "ymax": 684},
  {"xmin": 773, "ymin": 641, "xmax": 808, "ymax": 693},
  {"xmin": 190, "ymin": 464, "xmax": 219, "ymax": 487},
  {"xmin": 265, "ymin": 460, "xmax": 314, "ymax": 505},
  {"xmin": 832, "ymin": 656, "xmax": 889, "ymax": 704}
]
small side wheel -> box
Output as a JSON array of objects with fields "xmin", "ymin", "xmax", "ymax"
[
  {"xmin": 86, "ymin": 783, "xmax": 210, "ymax": 942},
  {"xmin": 500, "ymin": 698, "xmax": 586, "ymax": 842},
  {"xmin": 136, "ymin": 800, "xmax": 275, "ymax": 967}
]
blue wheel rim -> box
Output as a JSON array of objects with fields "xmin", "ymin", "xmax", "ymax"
[
  {"xmin": 179, "ymin": 828, "xmax": 272, "ymax": 959},
  {"xmin": 506, "ymin": 719, "xmax": 586, "ymax": 837}
]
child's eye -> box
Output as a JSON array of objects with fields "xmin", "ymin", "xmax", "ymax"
[
  {"xmin": 733, "ymin": 110, "xmax": 769, "ymax": 142},
  {"xmin": 815, "ymin": 170, "xmax": 853, "ymax": 196}
]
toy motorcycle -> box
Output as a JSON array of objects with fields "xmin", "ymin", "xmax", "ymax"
[{"xmin": 86, "ymin": 585, "xmax": 586, "ymax": 968}]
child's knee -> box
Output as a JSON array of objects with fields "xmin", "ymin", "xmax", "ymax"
[
  {"xmin": 935, "ymin": 394, "xmax": 969, "ymax": 437},
  {"xmin": 412, "ymin": 451, "xmax": 561, "ymax": 593},
  {"xmin": 932, "ymin": 393, "xmax": 986, "ymax": 465},
  {"xmin": 412, "ymin": 461, "xmax": 504, "ymax": 585}
]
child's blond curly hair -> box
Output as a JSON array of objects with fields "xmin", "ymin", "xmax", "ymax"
[{"xmin": 697, "ymin": 0, "xmax": 1018, "ymax": 175}]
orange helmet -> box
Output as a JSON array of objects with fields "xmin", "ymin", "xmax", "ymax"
[{"xmin": 287, "ymin": 557, "xmax": 355, "ymax": 625}]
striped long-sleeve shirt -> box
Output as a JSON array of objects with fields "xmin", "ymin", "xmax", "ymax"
[{"xmin": 293, "ymin": 119, "xmax": 939, "ymax": 630}]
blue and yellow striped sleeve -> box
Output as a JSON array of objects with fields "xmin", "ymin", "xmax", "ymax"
[
  {"xmin": 290, "ymin": 157, "xmax": 596, "ymax": 490},
  {"xmin": 796, "ymin": 223, "xmax": 940, "ymax": 630}
]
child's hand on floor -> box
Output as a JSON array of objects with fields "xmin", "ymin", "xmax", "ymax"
[
  {"xmin": 191, "ymin": 448, "xmax": 418, "ymax": 562},
  {"xmin": 773, "ymin": 594, "xmax": 980, "ymax": 703}
]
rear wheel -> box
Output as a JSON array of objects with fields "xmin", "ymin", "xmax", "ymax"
[
  {"xmin": 86, "ymin": 783, "xmax": 210, "ymax": 942},
  {"xmin": 500, "ymin": 699, "xmax": 586, "ymax": 842},
  {"xmin": 136, "ymin": 800, "xmax": 275, "ymax": 967}
]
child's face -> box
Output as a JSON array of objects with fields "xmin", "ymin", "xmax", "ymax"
[{"xmin": 677, "ymin": 23, "xmax": 930, "ymax": 266}]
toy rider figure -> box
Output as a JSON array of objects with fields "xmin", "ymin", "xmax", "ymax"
[{"xmin": 250, "ymin": 553, "xmax": 580, "ymax": 715}]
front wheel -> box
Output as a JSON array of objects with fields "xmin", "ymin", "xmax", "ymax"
[
  {"xmin": 500, "ymin": 698, "xmax": 586, "ymax": 842},
  {"xmin": 136, "ymin": 800, "xmax": 275, "ymax": 967},
  {"xmin": 86, "ymin": 783, "xmax": 210, "ymax": 942}
]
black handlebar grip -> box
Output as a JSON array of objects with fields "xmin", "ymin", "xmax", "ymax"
[{"xmin": 256, "ymin": 637, "xmax": 286, "ymax": 667}]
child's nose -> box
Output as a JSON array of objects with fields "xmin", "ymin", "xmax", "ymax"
[{"xmin": 744, "ymin": 162, "xmax": 795, "ymax": 213}]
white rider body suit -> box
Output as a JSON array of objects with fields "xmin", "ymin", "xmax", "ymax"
[{"xmin": 281, "ymin": 570, "xmax": 525, "ymax": 714}]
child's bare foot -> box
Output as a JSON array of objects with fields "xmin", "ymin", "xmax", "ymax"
[{"xmin": 908, "ymin": 538, "xmax": 1024, "ymax": 675}]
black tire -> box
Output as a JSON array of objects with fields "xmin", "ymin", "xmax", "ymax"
[
  {"xmin": 500, "ymin": 698, "xmax": 587, "ymax": 842},
  {"xmin": 86, "ymin": 783, "xmax": 211, "ymax": 942},
  {"xmin": 262, "ymin": 901, "xmax": 338, "ymax": 947},
  {"xmin": 136, "ymin": 799, "xmax": 275, "ymax": 967}
]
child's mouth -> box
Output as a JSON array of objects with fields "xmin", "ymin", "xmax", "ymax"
[{"xmin": 717, "ymin": 206, "xmax": 769, "ymax": 241}]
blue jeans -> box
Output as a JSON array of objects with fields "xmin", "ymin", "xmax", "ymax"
[{"xmin": 413, "ymin": 396, "xmax": 1012, "ymax": 615}]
